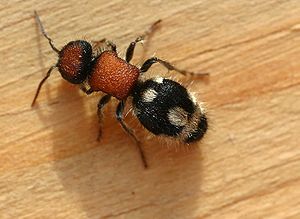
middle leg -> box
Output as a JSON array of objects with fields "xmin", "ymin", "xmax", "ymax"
[
  {"xmin": 125, "ymin": 19, "xmax": 162, "ymax": 63},
  {"xmin": 97, "ymin": 94, "xmax": 112, "ymax": 141}
]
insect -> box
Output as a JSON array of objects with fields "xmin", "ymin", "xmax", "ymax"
[{"xmin": 32, "ymin": 11, "xmax": 208, "ymax": 168}]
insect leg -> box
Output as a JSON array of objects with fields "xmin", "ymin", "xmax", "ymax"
[
  {"xmin": 97, "ymin": 94, "xmax": 112, "ymax": 141},
  {"xmin": 140, "ymin": 57, "xmax": 209, "ymax": 77},
  {"xmin": 116, "ymin": 100, "xmax": 148, "ymax": 168},
  {"xmin": 125, "ymin": 20, "xmax": 162, "ymax": 63}
]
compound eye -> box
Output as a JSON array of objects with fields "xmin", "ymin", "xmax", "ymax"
[{"xmin": 58, "ymin": 40, "xmax": 92, "ymax": 84}]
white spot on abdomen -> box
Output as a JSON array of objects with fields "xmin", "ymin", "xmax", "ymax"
[
  {"xmin": 142, "ymin": 88, "xmax": 158, "ymax": 102},
  {"xmin": 168, "ymin": 107, "xmax": 189, "ymax": 127},
  {"xmin": 152, "ymin": 77, "xmax": 164, "ymax": 84}
]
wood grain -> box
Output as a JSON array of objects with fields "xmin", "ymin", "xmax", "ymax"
[{"xmin": 1, "ymin": 0, "xmax": 300, "ymax": 218}]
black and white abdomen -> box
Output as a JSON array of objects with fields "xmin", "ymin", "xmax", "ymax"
[{"xmin": 132, "ymin": 77, "xmax": 207, "ymax": 143}]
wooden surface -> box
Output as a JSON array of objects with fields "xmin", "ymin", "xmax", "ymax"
[{"xmin": 1, "ymin": 1, "xmax": 300, "ymax": 218}]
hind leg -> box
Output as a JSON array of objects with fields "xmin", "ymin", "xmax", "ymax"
[
  {"xmin": 116, "ymin": 100, "xmax": 148, "ymax": 168},
  {"xmin": 140, "ymin": 57, "xmax": 209, "ymax": 77}
]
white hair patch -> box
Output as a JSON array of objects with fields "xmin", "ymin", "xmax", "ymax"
[
  {"xmin": 189, "ymin": 93, "xmax": 197, "ymax": 105},
  {"xmin": 153, "ymin": 77, "xmax": 164, "ymax": 84},
  {"xmin": 142, "ymin": 88, "xmax": 158, "ymax": 102},
  {"xmin": 167, "ymin": 107, "xmax": 189, "ymax": 127}
]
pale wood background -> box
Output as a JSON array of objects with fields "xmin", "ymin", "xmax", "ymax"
[{"xmin": 1, "ymin": 0, "xmax": 300, "ymax": 218}]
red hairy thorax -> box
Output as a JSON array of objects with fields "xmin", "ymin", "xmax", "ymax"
[{"xmin": 89, "ymin": 51, "xmax": 140, "ymax": 100}]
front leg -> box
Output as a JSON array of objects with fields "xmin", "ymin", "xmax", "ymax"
[
  {"xmin": 92, "ymin": 38, "xmax": 117, "ymax": 53},
  {"xmin": 80, "ymin": 85, "xmax": 93, "ymax": 95}
]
